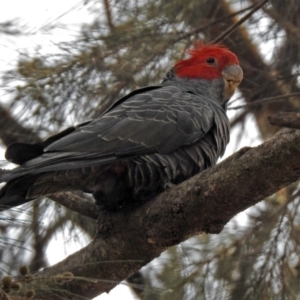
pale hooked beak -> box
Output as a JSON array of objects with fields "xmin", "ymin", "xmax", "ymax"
[{"xmin": 222, "ymin": 64, "xmax": 243, "ymax": 100}]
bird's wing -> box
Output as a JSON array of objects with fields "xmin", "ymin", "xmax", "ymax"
[
  {"xmin": 46, "ymin": 85, "xmax": 215, "ymax": 154},
  {"xmin": 2, "ymin": 85, "xmax": 219, "ymax": 178}
]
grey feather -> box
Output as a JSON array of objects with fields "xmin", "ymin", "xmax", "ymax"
[{"xmin": 0, "ymin": 74, "xmax": 230, "ymax": 210}]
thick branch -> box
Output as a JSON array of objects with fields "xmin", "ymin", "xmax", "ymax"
[
  {"xmin": 11, "ymin": 129, "xmax": 300, "ymax": 300},
  {"xmin": 268, "ymin": 112, "xmax": 300, "ymax": 130},
  {"xmin": 103, "ymin": 0, "xmax": 114, "ymax": 30},
  {"xmin": 51, "ymin": 192, "xmax": 98, "ymax": 220}
]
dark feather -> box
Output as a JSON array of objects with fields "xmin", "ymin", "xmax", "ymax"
[{"xmin": 0, "ymin": 78, "xmax": 229, "ymax": 211}]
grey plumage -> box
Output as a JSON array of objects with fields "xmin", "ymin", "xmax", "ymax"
[{"xmin": 0, "ymin": 74, "xmax": 229, "ymax": 211}]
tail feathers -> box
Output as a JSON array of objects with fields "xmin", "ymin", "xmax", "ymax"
[
  {"xmin": 0, "ymin": 194, "xmax": 31, "ymax": 212},
  {"xmin": 0, "ymin": 176, "xmax": 38, "ymax": 212},
  {"xmin": 4, "ymin": 126, "xmax": 77, "ymax": 166},
  {"xmin": 0, "ymin": 168, "xmax": 13, "ymax": 183},
  {"xmin": 5, "ymin": 142, "xmax": 43, "ymax": 165},
  {"xmin": 0, "ymin": 169, "xmax": 90, "ymax": 211}
]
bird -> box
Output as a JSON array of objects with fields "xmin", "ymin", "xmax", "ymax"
[{"xmin": 0, "ymin": 43, "xmax": 243, "ymax": 211}]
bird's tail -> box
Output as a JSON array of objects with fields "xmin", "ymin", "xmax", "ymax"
[
  {"xmin": 0, "ymin": 175, "xmax": 39, "ymax": 212},
  {"xmin": 0, "ymin": 168, "xmax": 94, "ymax": 212},
  {"xmin": 0, "ymin": 168, "xmax": 11, "ymax": 182}
]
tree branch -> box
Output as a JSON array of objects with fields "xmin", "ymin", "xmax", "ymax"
[
  {"xmin": 8, "ymin": 129, "xmax": 300, "ymax": 300},
  {"xmin": 103, "ymin": 0, "xmax": 115, "ymax": 31},
  {"xmin": 268, "ymin": 112, "xmax": 300, "ymax": 130},
  {"xmin": 51, "ymin": 192, "xmax": 98, "ymax": 220}
]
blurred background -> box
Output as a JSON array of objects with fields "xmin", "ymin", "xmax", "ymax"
[{"xmin": 1, "ymin": 0, "xmax": 300, "ymax": 299}]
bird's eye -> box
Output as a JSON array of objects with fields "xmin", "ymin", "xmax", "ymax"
[{"xmin": 206, "ymin": 58, "xmax": 215, "ymax": 64}]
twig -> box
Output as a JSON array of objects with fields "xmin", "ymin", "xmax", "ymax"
[
  {"xmin": 174, "ymin": 2, "xmax": 259, "ymax": 43},
  {"xmin": 211, "ymin": 0, "xmax": 269, "ymax": 44},
  {"xmin": 228, "ymin": 92, "xmax": 300, "ymax": 110}
]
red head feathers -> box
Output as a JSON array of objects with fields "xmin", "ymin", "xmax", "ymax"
[{"xmin": 174, "ymin": 43, "xmax": 240, "ymax": 80}]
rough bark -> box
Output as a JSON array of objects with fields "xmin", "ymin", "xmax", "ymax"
[{"xmin": 6, "ymin": 129, "xmax": 300, "ymax": 300}]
